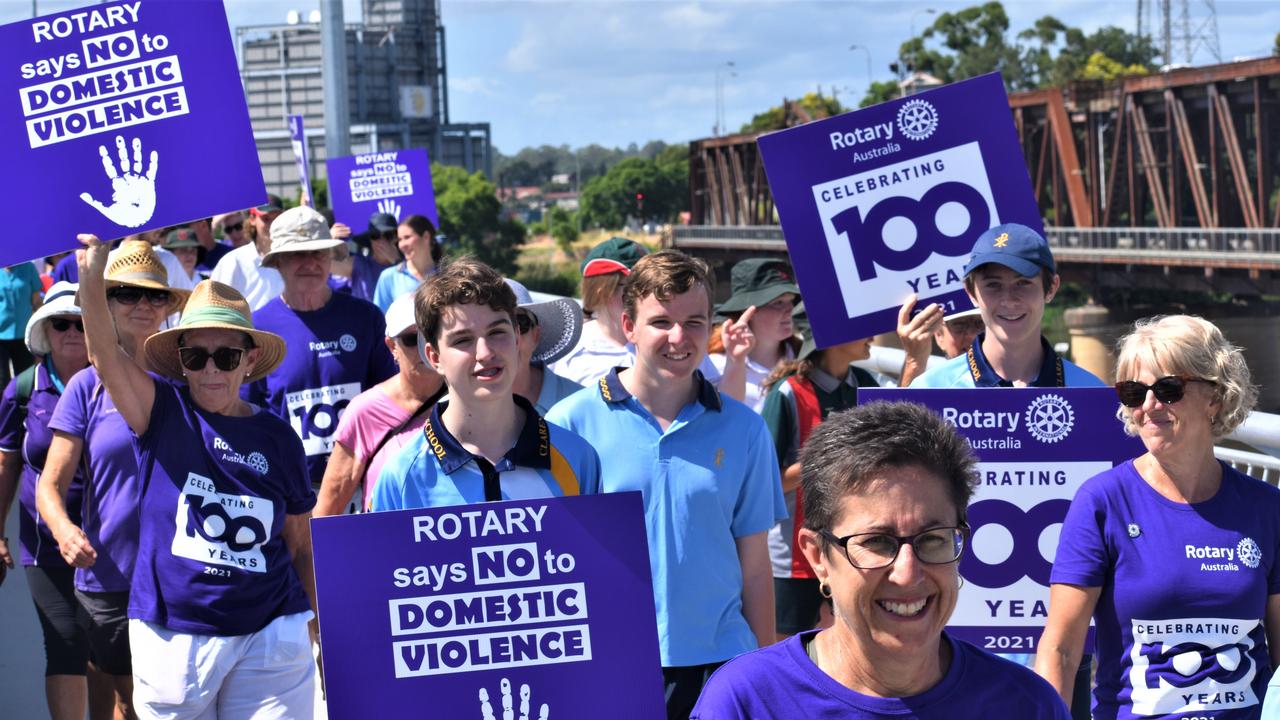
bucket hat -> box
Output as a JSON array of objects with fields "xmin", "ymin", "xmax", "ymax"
[
  {"xmin": 504, "ymin": 278, "xmax": 583, "ymax": 364},
  {"xmin": 580, "ymin": 237, "xmax": 647, "ymax": 277},
  {"xmin": 26, "ymin": 282, "xmax": 82, "ymax": 356},
  {"xmin": 144, "ymin": 281, "xmax": 287, "ymax": 383},
  {"xmin": 962, "ymin": 223, "xmax": 1056, "ymax": 278},
  {"xmin": 717, "ymin": 259, "xmax": 800, "ymax": 316},
  {"xmin": 100, "ymin": 240, "xmax": 190, "ymax": 313},
  {"xmin": 261, "ymin": 206, "xmax": 344, "ymax": 268}
]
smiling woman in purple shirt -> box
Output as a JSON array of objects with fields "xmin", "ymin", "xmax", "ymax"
[{"xmin": 72, "ymin": 234, "xmax": 317, "ymax": 719}]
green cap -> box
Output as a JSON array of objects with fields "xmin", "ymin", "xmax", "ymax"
[
  {"xmin": 163, "ymin": 228, "xmax": 200, "ymax": 249},
  {"xmin": 717, "ymin": 259, "xmax": 800, "ymax": 315},
  {"xmin": 580, "ymin": 237, "xmax": 648, "ymax": 277}
]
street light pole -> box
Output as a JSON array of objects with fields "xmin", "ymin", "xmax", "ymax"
[
  {"xmin": 320, "ymin": 0, "xmax": 351, "ymax": 159},
  {"xmin": 902, "ymin": 7, "xmax": 936, "ymax": 96},
  {"xmin": 849, "ymin": 45, "xmax": 872, "ymax": 85},
  {"xmin": 714, "ymin": 61, "xmax": 736, "ymax": 137}
]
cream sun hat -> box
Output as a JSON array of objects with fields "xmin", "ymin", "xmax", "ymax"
[{"xmin": 144, "ymin": 280, "xmax": 286, "ymax": 383}]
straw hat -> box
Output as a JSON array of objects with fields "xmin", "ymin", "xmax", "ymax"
[
  {"xmin": 25, "ymin": 282, "xmax": 82, "ymax": 356},
  {"xmin": 103, "ymin": 239, "xmax": 190, "ymax": 313},
  {"xmin": 144, "ymin": 281, "xmax": 286, "ymax": 383}
]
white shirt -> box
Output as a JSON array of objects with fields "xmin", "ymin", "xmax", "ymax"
[
  {"xmin": 708, "ymin": 349, "xmax": 792, "ymax": 414},
  {"xmin": 548, "ymin": 322, "xmax": 721, "ymax": 387},
  {"xmin": 209, "ymin": 243, "xmax": 283, "ymax": 311}
]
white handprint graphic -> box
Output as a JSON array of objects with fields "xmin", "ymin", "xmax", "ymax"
[
  {"xmin": 377, "ymin": 198, "xmax": 402, "ymax": 220},
  {"xmin": 479, "ymin": 678, "xmax": 548, "ymax": 720},
  {"xmin": 79, "ymin": 136, "xmax": 158, "ymax": 228}
]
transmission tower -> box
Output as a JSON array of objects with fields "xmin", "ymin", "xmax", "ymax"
[{"xmin": 1136, "ymin": 0, "xmax": 1221, "ymax": 66}]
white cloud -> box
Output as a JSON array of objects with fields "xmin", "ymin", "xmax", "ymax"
[{"xmin": 451, "ymin": 76, "xmax": 499, "ymax": 96}]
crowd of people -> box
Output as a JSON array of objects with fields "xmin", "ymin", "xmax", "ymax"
[{"xmin": 0, "ymin": 209, "xmax": 1277, "ymax": 720}]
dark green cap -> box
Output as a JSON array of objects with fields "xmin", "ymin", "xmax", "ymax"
[
  {"xmin": 163, "ymin": 228, "xmax": 200, "ymax": 249},
  {"xmin": 717, "ymin": 258, "xmax": 800, "ymax": 315},
  {"xmin": 581, "ymin": 237, "xmax": 648, "ymax": 277}
]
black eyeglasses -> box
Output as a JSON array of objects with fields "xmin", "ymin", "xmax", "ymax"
[
  {"xmin": 516, "ymin": 310, "xmax": 538, "ymax": 335},
  {"xmin": 396, "ymin": 331, "xmax": 419, "ymax": 348},
  {"xmin": 224, "ymin": 222, "xmax": 244, "ymax": 233},
  {"xmin": 49, "ymin": 318, "xmax": 84, "ymax": 333},
  {"xmin": 108, "ymin": 287, "xmax": 171, "ymax": 307},
  {"xmin": 819, "ymin": 526, "xmax": 969, "ymax": 570},
  {"xmin": 1115, "ymin": 375, "xmax": 1215, "ymax": 408},
  {"xmin": 178, "ymin": 346, "xmax": 246, "ymax": 373}
]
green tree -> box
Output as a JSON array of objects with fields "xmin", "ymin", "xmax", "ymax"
[
  {"xmin": 859, "ymin": 80, "xmax": 901, "ymax": 108},
  {"xmin": 431, "ymin": 162, "xmax": 520, "ymax": 274},
  {"xmin": 740, "ymin": 91, "xmax": 845, "ymax": 133},
  {"xmin": 1274, "ymin": 31, "xmax": 1279, "ymax": 55},
  {"xmin": 579, "ymin": 157, "xmax": 683, "ymax": 230},
  {"xmin": 547, "ymin": 206, "xmax": 579, "ymax": 256}
]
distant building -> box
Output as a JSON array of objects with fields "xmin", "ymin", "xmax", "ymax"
[{"xmin": 237, "ymin": 0, "xmax": 492, "ymax": 202}]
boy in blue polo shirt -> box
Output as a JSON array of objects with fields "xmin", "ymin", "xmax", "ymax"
[
  {"xmin": 548, "ymin": 250, "xmax": 785, "ymax": 720},
  {"xmin": 913, "ymin": 223, "xmax": 1105, "ymax": 389},
  {"xmin": 370, "ymin": 258, "xmax": 600, "ymax": 510}
]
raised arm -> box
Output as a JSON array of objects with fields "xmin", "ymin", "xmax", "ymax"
[
  {"xmin": 76, "ymin": 234, "xmax": 155, "ymax": 436},
  {"xmin": 896, "ymin": 294, "xmax": 942, "ymax": 388}
]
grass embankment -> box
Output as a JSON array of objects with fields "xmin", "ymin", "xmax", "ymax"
[{"xmin": 513, "ymin": 230, "xmax": 661, "ymax": 298}]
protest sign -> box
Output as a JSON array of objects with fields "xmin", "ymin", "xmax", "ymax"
[
  {"xmin": 756, "ymin": 73, "xmax": 1040, "ymax": 348},
  {"xmin": 0, "ymin": 0, "xmax": 265, "ymax": 264},
  {"xmin": 861, "ymin": 387, "xmax": 1144, "ymax": 652},
  {"xmin": 326, "ymin": 147, "xmax": 439, "ymax": 229},
  {"xmin": 288, "ymin": 113, "xmax": 311, "ymax": 206},
  {"xmin": 311, "ymin": 492, "xmax": 665, "ymax": 719}
]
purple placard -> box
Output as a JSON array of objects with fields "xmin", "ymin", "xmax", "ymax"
[
  {"xmin": 860, "ymin": 387, "xmax": 1144, "ymax": 653},
  {"xmin": 326, "ymin": 147, "xmax": 439, "ymax": 229},
  {"xmin": 756, "ymin": 73, "xmax": 1041, "ymax": 348},
  {"xmin": 288, "ymin": 113, "xmax": 312, "ymax": 206},
  {"xmin": 0, "ymin": 0, "xmax": 265, "ymax": 263},
  {"xmin": 311, "ymin": 492, "xmax": 665, "ymax": 719}
]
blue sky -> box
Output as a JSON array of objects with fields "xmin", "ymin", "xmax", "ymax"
[{"xmin": 7, "ymin": 1, "xmax": 1278, "ymax": 154}]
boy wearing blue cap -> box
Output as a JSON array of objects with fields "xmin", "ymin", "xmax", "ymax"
[{"xmin": 912, "ymin": 223, "xmax": 1105, "ymax": 389}]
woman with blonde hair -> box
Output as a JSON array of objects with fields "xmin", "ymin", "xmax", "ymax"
[{"xmin": 1037, "ymin": 314, "xmax": 1278, "ymax": 719}]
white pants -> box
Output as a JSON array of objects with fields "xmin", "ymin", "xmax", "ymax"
[{"xmin": 130, "ymin": 612, "xmax": 315, "ymax": 720}]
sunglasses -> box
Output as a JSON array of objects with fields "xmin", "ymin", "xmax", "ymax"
[
  {"xmin": 108, "ymin": 287, "xmax": 172, "ymax": 307},
  {"xmin": 396, "ymin": 331, "xmax": 419, "ymax": 348},
  {"xmin": 945, "ymin": 318, "xmax": 985, "ymax": 334},
  {"xmin": 515, "ymin": 310, "xmax": 538, "ymax": 335},
  {"xmin": 49, "ymin": 317, "xmax": 84, "ymax": 333},
  {"xmin": 224, "ymin": 222, "xmax": 244, "ymax": 233},
  {"xmin": 1114, "ymin": 375, "xmax": 1215, "ymax": 408},
  {"xmin": 379, "ymin": 230, "xmax": 398, "ymax": 241},
  {"xmin": 178, "ymin": 346, "xmax": 246, "ymax": 373}
]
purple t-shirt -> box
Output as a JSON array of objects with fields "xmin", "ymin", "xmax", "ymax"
[
  {"xmin": 48, "ymin": 366, "xmax": 140, "ymax": 592},
  {"xmin": 0, "ymin": 362, "xmax": 85, "ymax": 567},
  {"xmin": 1053, "ymin": 460, "xmax": 1280, "ymax": 719},
  {"xmin": 691, "ymin": 631, "xmax": 1069, "ymax": 718},
  {"xmin": 246, "ymin": 292, "xmax": 396, "ymax": 486},
  {"xmin": 131, "ymin": 379, "xmax": 315, "ymax": 636}
]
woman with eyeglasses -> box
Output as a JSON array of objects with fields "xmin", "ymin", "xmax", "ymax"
[
  {"xmin": 315, "ymin": 293, "xmax": 445, "ymax": 516},
  {"xmin": 1036, "ymin": 314, "xmax": 1276, "ymax": 719},
  {"xmin": 67, "ymin": 234, "xmax": 318, "ymax": 718},
  {"xmin": 373, "ymin": 214, "xmax": 440, "ymax": 312},
  {"xmin": 37, "ymin": 241, "xmax": 188, "ymax": 720},
  {"xmin": 692, "ymin": 402, "xmax": 1068, "ymax": 718},
  {"xmin": 0, "ymin": 282, "xmax": 103, "ymax": 720}
]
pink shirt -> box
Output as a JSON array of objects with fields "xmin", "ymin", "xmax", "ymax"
[{"xmin": 334, "ymin": 386, "xmax": 429, "ymax": 511}]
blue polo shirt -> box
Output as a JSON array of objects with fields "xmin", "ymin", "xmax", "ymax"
[
  {"xmin": 372, "ymin": 262, "xmax": 432, "ymax": 312},
  {"xmin": 914, "ymin": 334, "xmax": 1105, "ymax": 388},
  {"xmin": 370, "ymin": 395, "xmax": 600, "ymax": 511},
  {"xmin": 547, "ymin": 368, "xmax": 787, "ymax": 667}
]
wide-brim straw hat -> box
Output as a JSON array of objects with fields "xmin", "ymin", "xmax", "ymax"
[
  {"xmin": 103, "ymin": 239, "xmax": 190, "ymax": 313},
  {"xmin": 26, "ymin": 281, "xmax": 82, "ymax": 356},
  {"xmin": 144, "ymin": 280, "xmax": 286, "ymax": 383}
]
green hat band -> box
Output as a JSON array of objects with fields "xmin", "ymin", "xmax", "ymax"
[{"xmin": 179, "ymin": 305, "xmax": 253, "ymax": 330}]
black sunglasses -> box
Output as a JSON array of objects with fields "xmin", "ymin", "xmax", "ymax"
[
  {"xmin": 516, "ymin": 310, "xmax": 538, "ymax": 335},
  {"xmin": 108, "ymin": 287, "xmax": 171, "ymax": 307},
  {"xmin": 49, "ymin": 317, "xmax": 84, "ymax": 333},
  {"xmin": 1114, "ymin": 375, "xmax": 1215, "ymax": 408},
  {"xmin": 224, "ymin": 222, "xmax": 244, "ymax": 233},
  {"xmin": 379, "ymin": 230, "xmax": 398, "ymax": 241},
  {"xmin": 396, "ymin": 331, "xmax": 418, "ymax": 348},
  {"xmin": 179, "ymin": 346, "xmax": 246, "ymax": 373}
]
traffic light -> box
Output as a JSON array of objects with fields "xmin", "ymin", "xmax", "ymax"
[{"xmin": 635, "ymin": 192, "xmax": 644, "ymax": 216}]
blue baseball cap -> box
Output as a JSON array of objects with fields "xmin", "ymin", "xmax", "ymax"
[{"xmin": 962, "ymin": 223, "xmax": 1056, "ymax": 278}]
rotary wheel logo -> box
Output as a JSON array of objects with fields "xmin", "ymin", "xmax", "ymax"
[
  {"xmin": 896, "ymin": 98, "xmax": 939, "ymax": 141},
  {"xmin": 339, "ymin": 334, "xmax": 358, "ymax": 352},
  {"xmin": 1238, "ymin": 537, "xmax": 1262, "ymax": 569},
  {"xmin": 1025, "ymin": 394, "xmax": 1074, "ymax": 443},
  {"xmin": 247, "ymin": 452, "xmax": 269, "ymax": 475}
]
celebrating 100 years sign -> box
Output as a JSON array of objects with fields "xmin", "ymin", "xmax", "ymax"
[
  {"xmin": 0, "ymin": 1, "xmax": 266, "ymax": 263},
  {"xmin": 312, "ymin": 492, "xmax": 665, "ymax": 718},
  {"xmin": 862, "ymin": 388, "xmax": 1145, "ymax": 653}
]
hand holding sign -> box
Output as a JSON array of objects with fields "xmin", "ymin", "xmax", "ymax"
[
  {"xmin": 479, "ymin": 678, "xmax": 548, "ymax": 720},
  {"xmin": 79, "ymin": 136, "xmax": 158, "ymax": 228},
  {"xmin": 378, "ymin": 198, "xmax": 402, "ymax": 220}
]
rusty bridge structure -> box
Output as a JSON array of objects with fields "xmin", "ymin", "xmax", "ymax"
[{"xmin": 680, "ymin": 57, "xmax": 1280, "ymax": 294}]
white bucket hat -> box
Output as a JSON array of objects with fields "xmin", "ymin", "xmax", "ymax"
[
  {"xmin": 503, "ymin": 278, "xmax": 583, "ymax": 365},
  {"xmin": 261, "ymin": 206, "xmax": 344, "ymax": 268},
  {"xmin": 26, "ymin": 282, "xmax": 82, "ymax": 356}
]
